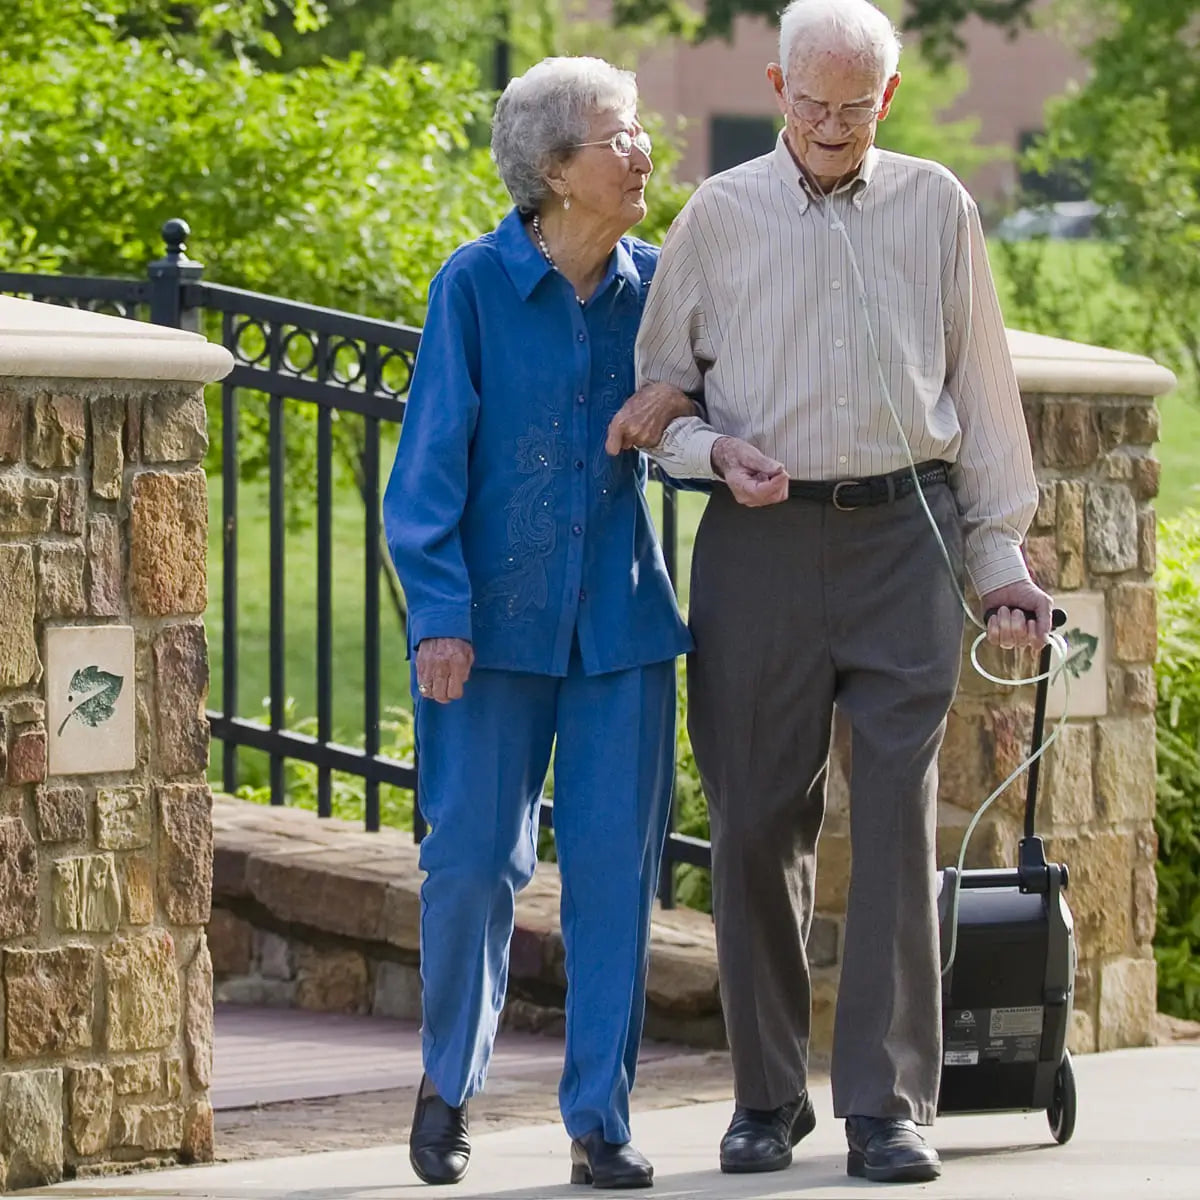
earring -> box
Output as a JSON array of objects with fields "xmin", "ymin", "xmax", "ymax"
[{"xmin": 563, "ymin": 195, "xmax": 571, "ymax": 211}]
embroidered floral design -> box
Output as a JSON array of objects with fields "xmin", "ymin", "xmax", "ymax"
[{"xmin": 476, "ymin": 424, "xmax": 565, "ymax": 622}]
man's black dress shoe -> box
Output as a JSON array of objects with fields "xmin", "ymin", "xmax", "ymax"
[
  {"xmin": 845, "ymin": 1116, "xmax": 941, "ymax": 1183},
  {"xmin": 569, "ymin": 1130, "xmax": 654, "ymax": 1188},
  {"xmin": 719, "ymin": 1092, "xmax": 817, "ymax": 1173},
  {"xmin": 409, "ymin": 1078, "xmax": 470, "ymax": 1185}
]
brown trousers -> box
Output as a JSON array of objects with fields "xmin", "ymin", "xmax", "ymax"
[{"xmin": 687, "ymin": 481, "xmax": 965, "ymax": 1124}]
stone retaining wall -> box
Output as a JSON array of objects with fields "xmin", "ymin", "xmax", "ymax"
[{"xmin": 209, "ymin": 797, "xmax": 725, "ymax": 1048}]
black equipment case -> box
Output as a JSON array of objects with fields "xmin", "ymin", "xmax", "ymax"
[{"xmin": 936, "ymin": 609, "xmax": 1078, "ymax": 1144}]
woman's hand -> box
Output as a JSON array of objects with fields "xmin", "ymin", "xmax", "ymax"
[
  {"xmin": 416, "ymin": 638, "xmax": 475, "ymax": 703},
  {"xmin": 605, "ymin": 383, "xmax": 697, "ymax": 454}
]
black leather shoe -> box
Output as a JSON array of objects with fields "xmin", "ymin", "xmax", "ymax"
[
  {"xmin": 719, "ymin": 1092, "xmax": 817, "ymax": 1174},
  {"xmin": 409, "ymin": 1077, "xmax": 470, "ymax": 1185},
  {"xmin": 569, "ymin": 1131, "xmax": 654, "ymax": 1188},
  {"xmin": 845, "ymin": 1116, "xmax": 941, "ymax": 1183}
]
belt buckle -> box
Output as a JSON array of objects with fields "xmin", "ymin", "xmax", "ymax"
[{"xmin": 832, "ymin": 480, "xmax": 862, "ymax": 512}]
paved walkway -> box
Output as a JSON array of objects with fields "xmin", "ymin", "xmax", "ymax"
[{"xmin": 25, "ymin": 1046, "xmax": 1200, "ymax": 1198}]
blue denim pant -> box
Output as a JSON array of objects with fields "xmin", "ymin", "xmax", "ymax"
[{"xmin": 414, "ymin": 649, "xmax": 675, "ymax": 1143}]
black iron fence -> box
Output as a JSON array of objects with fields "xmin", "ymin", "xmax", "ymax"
[{"xmin": 0, "ymin": 219, "xmax": 706, "ymax": 906}]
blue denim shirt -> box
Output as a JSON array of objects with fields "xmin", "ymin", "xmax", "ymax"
[{"xmin": 383, "ymin": 208, "xmax": 692, "ymax": 677}]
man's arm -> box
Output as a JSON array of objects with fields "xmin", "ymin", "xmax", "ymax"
[
  {"xmin": 634, "ymin": 205, "xmax": 726, "ymax": 481},
  {"xmin": 944, "ymin": 192, "xmax": 1050, "ymax": 644}
]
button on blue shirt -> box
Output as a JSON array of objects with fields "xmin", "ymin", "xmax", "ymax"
[{"xmin": 384, "ymin": 208, "xmax": 692, "ymax": 677}]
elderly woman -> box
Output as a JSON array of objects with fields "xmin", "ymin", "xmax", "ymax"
[{"xmin": 383, "ymin": 57, "xmax": 693, "ymax": 1190}]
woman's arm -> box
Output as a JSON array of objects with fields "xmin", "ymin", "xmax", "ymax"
[{"xmin": 383, "ymin": 268, "xmax": 481, "ymax": 652}]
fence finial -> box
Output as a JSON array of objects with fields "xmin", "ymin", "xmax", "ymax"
[{"xmin": 161, "ymin": 217, "xmax": 193, "ymax": 262}]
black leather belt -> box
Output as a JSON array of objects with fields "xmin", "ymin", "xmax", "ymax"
[{"xmin": 788, "ymin": 461, "xmax": 949, "ymax": 511}]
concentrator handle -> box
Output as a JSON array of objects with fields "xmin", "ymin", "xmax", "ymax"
[{"xmin": 1021, "ymin": 608, "xmax": 1068, "ymax": 840}]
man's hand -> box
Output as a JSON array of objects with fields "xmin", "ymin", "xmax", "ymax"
[
  {"xmin": 711, "ymin": 436, "xmax": 790, "ymax": 507},
  {"xmin": 415, "ymin": 637, "xmax": 474, "ymax": 703},
  {"xmin": 605, "ymin": 382, "xmax": 696, "ymax": 455},
  {"xmin": 980, "ymin": 580, "xmax": 1053, "ymax": 650}
]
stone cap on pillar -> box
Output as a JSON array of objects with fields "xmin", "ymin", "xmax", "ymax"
[
  {"xmin": 0, "ymin": 295, "xmax": 233, "ymax": 383},
  {"xmin": 1008, "ymin": 328, "xmax": 1177, "ymax": 397}
]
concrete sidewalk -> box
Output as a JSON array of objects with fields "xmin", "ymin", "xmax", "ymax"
[{"xmin": 26, "ymin": 1046, "xmax": 1200, "ymax": 1199}]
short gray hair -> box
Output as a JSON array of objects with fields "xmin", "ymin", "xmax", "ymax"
[
  {"xmin": 779, "ymin": 0, "xmax": 902, "ymax": 83},
  {"xmin": 491, "ymin": 57, "xmax": 639, "ymax": 214}
]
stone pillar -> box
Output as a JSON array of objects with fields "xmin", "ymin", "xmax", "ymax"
[
  {"xmin": 0, "ymin": 298, "xmax": 232, "ymax": 1190},
  {"xmin": 814, "ymin": 330, "xmax": 1175, "ymax": 1063}
]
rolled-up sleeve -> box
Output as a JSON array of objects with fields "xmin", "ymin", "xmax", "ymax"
[
  {"xmin": 944, "ymin": 195, "xmax": 1038, "ymax": 595},
  {"xmin": 636, "ymin": 204, "xmax": 723, "ymax": 481},
  {"xmin": 383, "ymin": 269, "xmax": 480, "ymax": 646}
]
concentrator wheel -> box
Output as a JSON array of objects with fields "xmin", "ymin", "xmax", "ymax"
[{"xmin": 1048, "ymin": 1051, "xmax": 1076, "ymax": 1144}]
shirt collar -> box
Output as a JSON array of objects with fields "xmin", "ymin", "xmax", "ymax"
[
  {"xmin": 772, "ymin": 132, "xmax": 878, "ymax": 211},
  {"xmin": 495, "ymin": 207, "xmax": 553, "ymax": 301},
  {"xmin": 609, "ymin": 236, "xmax": 642, "ymax": 297},
  {"xmin": 494, "ymin": 206, "xmax": 641, "ymax": 303}
]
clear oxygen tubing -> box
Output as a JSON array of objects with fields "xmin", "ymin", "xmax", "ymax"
[{"xmin": 813, "ymin": 181, "xmax": 1079, "ymax": 976}]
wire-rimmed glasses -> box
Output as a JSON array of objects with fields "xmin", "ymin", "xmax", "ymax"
[
  {"xmin": 784, "ymin": 92, "xmax": 880, "ymax": 130},
  {"xmin": 571, "ymin": 129, "xmax": 653, "ymax": 157}
]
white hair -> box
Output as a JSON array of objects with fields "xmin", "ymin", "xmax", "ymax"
[
  {"xmin": 491, "ymin": 57, "xmax": 638, "ymax": 214},
  {"xmin": 779, "ymin": 0, "xmax": 902, "ymax": 81}
]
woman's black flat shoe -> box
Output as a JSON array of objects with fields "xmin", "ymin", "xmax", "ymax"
[
  {"xmin": 409, "ymin": 1077, "xmax": 470, "ymax": 1185},
  {"xmin": 569, "ymin": 1131, "xmax": 654, "ymax": 1188}
]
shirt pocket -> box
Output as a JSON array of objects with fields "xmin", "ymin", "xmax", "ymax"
[{"xmin": 862, "ymin": 276, "xmax": 938, "ymax": 369}]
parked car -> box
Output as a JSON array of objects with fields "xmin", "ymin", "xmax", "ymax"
[{"xmin": 993, "ymin": 200, "xmax": 1102, "ymax": 241}]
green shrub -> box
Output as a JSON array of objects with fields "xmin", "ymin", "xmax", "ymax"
[
  {"xmin": 1155, "ymin": 510, "xmax": 1200, "ymax": 1019},
  {"xmin": 233, "ymin": 700, "xmax": 417, "ymax": 830}
]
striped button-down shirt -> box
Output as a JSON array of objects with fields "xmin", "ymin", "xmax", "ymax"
[{"xmin": 637, "ymin": 134, "xmax": 1036, "ymax": 594}]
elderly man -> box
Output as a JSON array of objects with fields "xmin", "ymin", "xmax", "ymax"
[{"xmin": 618, "ymin": 0, "xmax": 1051, "ymax": 1185}]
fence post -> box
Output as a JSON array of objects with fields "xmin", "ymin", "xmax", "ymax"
[{"xmin": 148, "ymin": 217, "xmax": 204, "ymax": 331}]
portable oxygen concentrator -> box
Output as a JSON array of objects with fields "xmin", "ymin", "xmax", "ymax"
[{"xmin": 936, "ymin": 609, "xmax": 1078, "ymax": 1144}]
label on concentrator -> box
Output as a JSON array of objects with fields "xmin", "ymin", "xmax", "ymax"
[
  {"xmin": 943, "ymin": 1049, "xmax": 979, "ymax": 1066},
  {"xmin": 942, "ymin": 1006, "xmax": 1045, "ymax": 1066},
  {"xmin": 989, "ymin": 1006, "xmax": 1045, "ymax": 1038}
]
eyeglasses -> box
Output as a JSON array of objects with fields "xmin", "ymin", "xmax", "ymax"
[
  {"xmin": 784, "ymin": 92, "xmax": 880, "ymax": 130},
  {"xmin": 572, "ymin": 129, "xmax": 653, "ymax": 158}
]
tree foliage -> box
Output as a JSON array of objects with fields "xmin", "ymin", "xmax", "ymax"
[
  {"xmin": 0, "ymin": 0, "xmax": 512, "ymax": 608},
  {"xmin": 1154, "ymin": 511, "xmax": 1200, "ymax": 1019},
  {"xmin": 0, "ymin": 0, "xmax": 507, "ymax": 321},
  {"xmin": 606, "ymin": 0, "xmax": 1036, "ymax": 56},
  {"xmin": 903, "ymin": 0, "xmax": 1036, "ymax": 63},
  {"xmin": 1030, "ymin": 0, "xmax": 1200, "ymax": 380},
  {"xmin": 871, "ymin": 0, "xmax": 1002, "ymax": 184}
]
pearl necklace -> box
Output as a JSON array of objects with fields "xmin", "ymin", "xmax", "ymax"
[{"xmin": 532, "ymin": 214, "xmax": 585, "ymax": 305}]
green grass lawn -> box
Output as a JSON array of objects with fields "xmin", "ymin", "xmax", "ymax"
[
  {"xmin": 1149, "ymin": 389, "xmax": 1200, "ymax": 517},
  {"xmin": 205, "ymin": 456, "xmax": 410, "ymax": 796},
  {"xmin": 207, "ymin": 240, "xmax": 1197, "ymax": 797}
]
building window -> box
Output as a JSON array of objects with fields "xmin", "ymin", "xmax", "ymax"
[{"xmin": 710, "ymin": 115, "xmax": 779, "ymax": 176}]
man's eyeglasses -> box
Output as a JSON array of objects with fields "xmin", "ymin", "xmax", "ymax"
[
  {"xmin": 784, "ymin": 92, "xmax": 880, "ymax": 130},
  {"xmin": 572, "ymin": 129, "xmax": 653, "ymax": 158}
]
